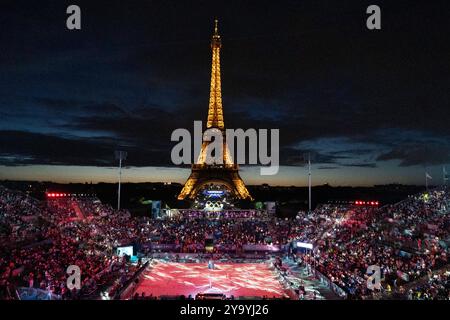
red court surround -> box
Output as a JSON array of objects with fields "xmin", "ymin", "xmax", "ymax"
[{"xmin": 135, "ymin": 262, "xmax": 287, "ymax": 298}]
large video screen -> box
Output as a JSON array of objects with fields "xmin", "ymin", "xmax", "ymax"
[{"xmin": 116, "ymin": 246, "xmax": 133, "ymax": 257}]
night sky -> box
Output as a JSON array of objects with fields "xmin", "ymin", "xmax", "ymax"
[{"xmin": 0, "ymin": 0, "xmax": 449, "ymax": 186}]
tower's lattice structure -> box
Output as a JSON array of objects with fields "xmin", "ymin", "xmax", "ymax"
[{"xmin": 178, "ymin": 20, "xmax": 252, "ymax": 201}]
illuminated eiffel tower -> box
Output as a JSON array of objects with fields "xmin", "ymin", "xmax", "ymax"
[{"xmin": 178, "ymin": 20, "xmax": 252, "ymax": 201}]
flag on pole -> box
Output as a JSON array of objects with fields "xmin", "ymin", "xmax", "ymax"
[{"xmin": 426, "ymin": 173, "xmax": 432, "ymax": 180}]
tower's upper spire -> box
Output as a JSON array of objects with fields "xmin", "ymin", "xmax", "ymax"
[
  {"xmin": 211, "ymin": 18, "xmax": 221, "ymax": 49},
  {"xmin": 214, "ymin": 19, "xmax": 219, "ymax": 36},
  {"xmin": 207, "ymin": 19, "xmax": 224, "ymax": 129}
]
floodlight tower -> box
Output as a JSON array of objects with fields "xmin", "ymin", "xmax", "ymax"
[
  {"xmin": 308, "ymin": 153, "xmax": 312, "ymax": 212},
  {"xmin": 303, "ymin": 152, "xmax": 313, "ymax": 212},
  {"xmin": 115, "ymin": 150, "xmax": 127, "ymax": 211}
]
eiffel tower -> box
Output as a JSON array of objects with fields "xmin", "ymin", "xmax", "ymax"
[{"xmin": 177, "ymin": 20, "xmax": 252, "ymax": 201}]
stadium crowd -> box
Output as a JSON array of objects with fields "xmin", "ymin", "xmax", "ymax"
[
  {"xmin": 0, "ymin": 187, "xmax": 139, "ymax": 300},
  {"xmin": 408, "ymin": 270, "xmax": 449, "ymax": 300},
  {"xmin": 0, "ymin": 185, "xmax": 448, "ymax": 300},
  {"xmin": 296, "ymin": 190, "xmax": 449, "ymax": 299}
]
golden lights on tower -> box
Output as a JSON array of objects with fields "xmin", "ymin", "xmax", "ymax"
[{"xmin": 178, "ymin": 20, "xmax": 252, "ymax": 201}]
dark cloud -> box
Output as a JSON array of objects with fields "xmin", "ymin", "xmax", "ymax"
[
  {"xmin": 33, "ymin": 97, "xmax": 95, "ymax": 109},
  {"xmin": 318, "ymin": 166, "xmax": 339, "ymax": 170},
  {"xmin": 342, "ymin": 163, "xmax": 377, "ymax": 168},
  {"xmin": 377, "ymin": 143, "xmax": 450, "ymax": 167},
  {"xmin": 0, "ymin": 131, "xmax": 112, "ymax": 166},
  {"xmin": 0, "ymin": 130, "xmax": 169, "ymax": 167},
  {"xmin": 330, "ymin": 149, "xmax": 377, "ymax": 157}
]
